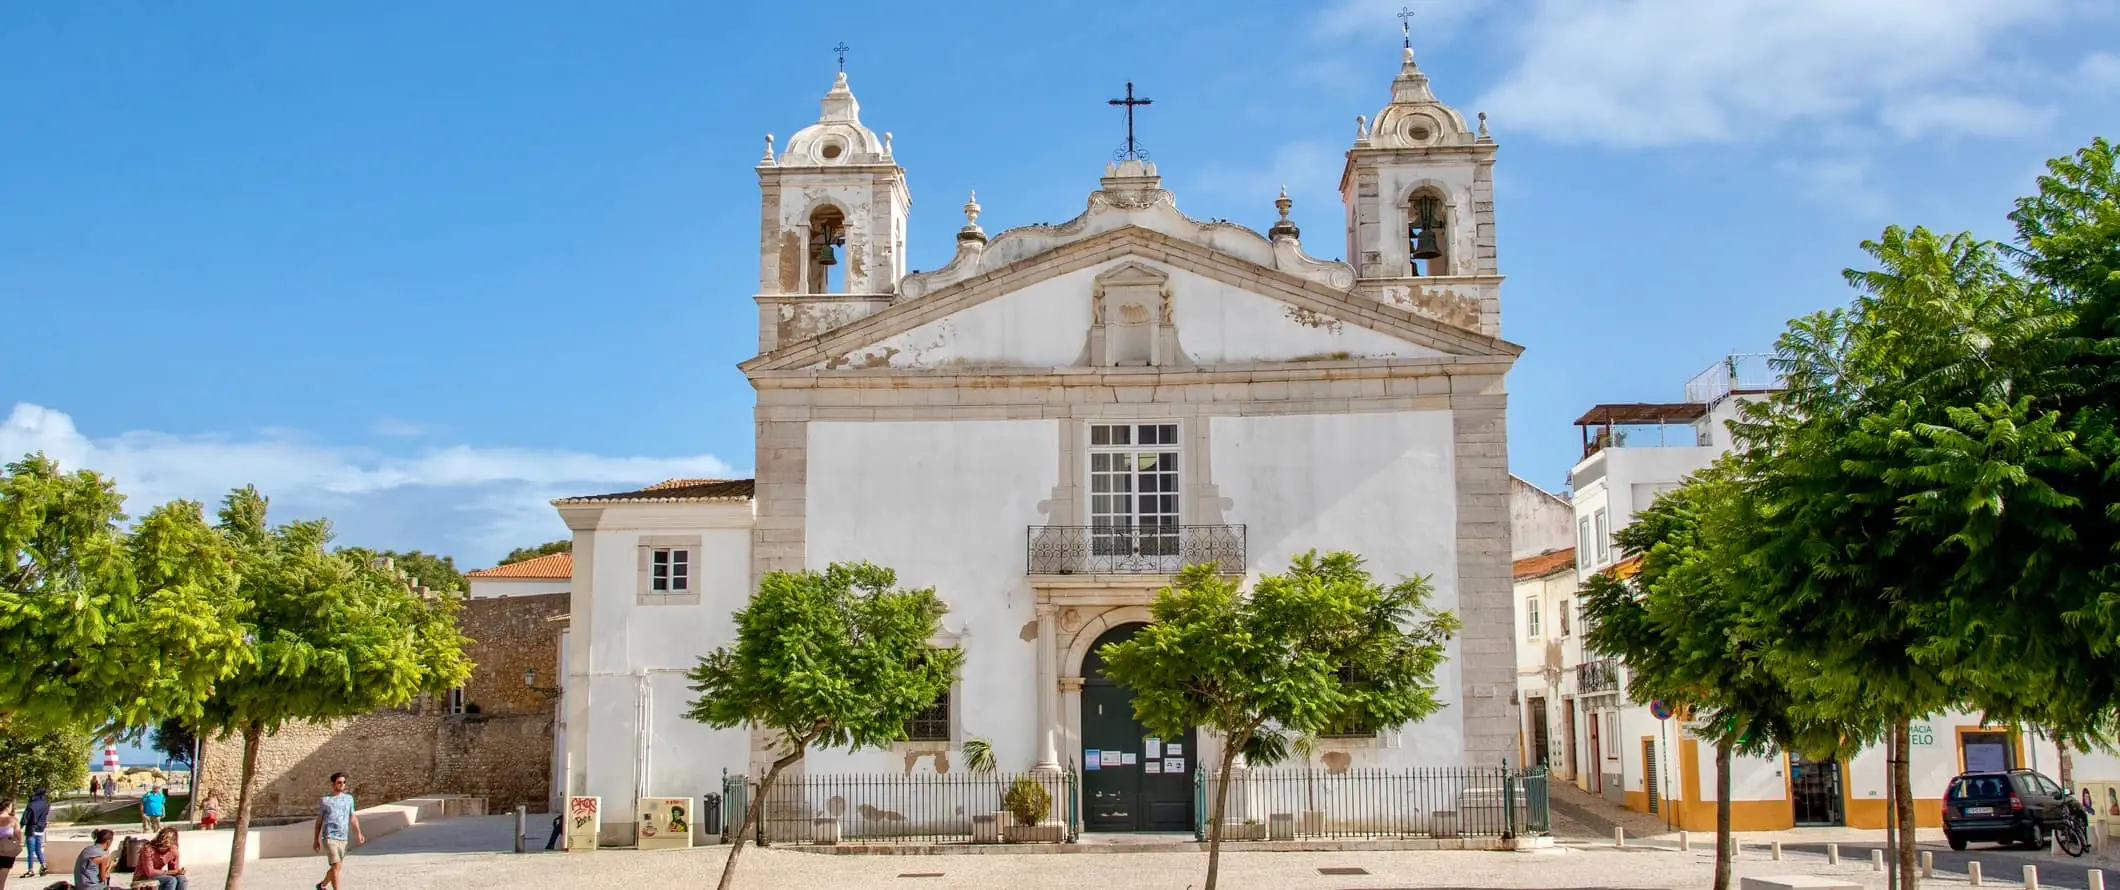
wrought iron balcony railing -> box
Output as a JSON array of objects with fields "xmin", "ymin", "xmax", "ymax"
[
  {"xmin": 1026, "ymin": 524, "xmax": 1246, "ymax": 575},
  {"xmin": 1576, "ymin": 659, "xmax": 1620, "ymax": 696}
]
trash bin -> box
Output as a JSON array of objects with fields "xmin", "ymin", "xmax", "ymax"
[{"xmin": 702, "ymin": 792, "xmax": 723, "ymax": 839}]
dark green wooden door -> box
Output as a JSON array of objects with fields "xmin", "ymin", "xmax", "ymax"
[{"xmin": 1081, "ymin": 623, "xmax": 1196, "ymax": 832}]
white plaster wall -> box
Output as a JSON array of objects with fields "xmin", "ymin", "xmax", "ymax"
[
  {"xmin": 843, "ymin": 259, "xmax": 1444, "ymax": 370},
  {"xmin": 803, "ymin": 419, "xmax": 1056, "ymax": 775},
  {"xmin": 1510, "ymin": 476, "xmax": 1572, "ymax": 559},
  {"xmin": 2071, "ymin": 747, "xmax": 2120, "ymax": 782},
  {"xmin": 1210, "ymin": 410, "xmax": 1466, "ymax": 766},
  {"xmin": 1693, "ymin": 750, "xmax": 1790, "ymax": 803},
  {"xmin": 468, "ymin": 578, "xmax": 571, "ymax": 599},
  {"xmin": 574, "ymin": 504, "xmax": 754, "ymax": 842}
]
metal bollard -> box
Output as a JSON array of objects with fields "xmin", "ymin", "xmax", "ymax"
[
  {"xmin": 1921, "ymin": 850, "xmax": 1934, "ymax": 878},
  {"xmin": 1681, "ymin": 830, "xmax": 1690, "ymax": 852},
  {"xmin": 2025, "ymin": 865, "xmax": 2039, "ymax": 890},
  {"xmin": 1827, "ymin": 843, "xmax": 1839, "ymax": 865},
  {"xmin": 1771, "ymin": 840, "xmax": 1783, "ymax": 861},
  {"xmin": 515, "ymin": 805, "xmax": 527, "ymax": 854},
  {"xmin": 2088, "ymin": 869, "xmax": 2105, "ymax": 890},
  {"xmin": 1615, "ymin": 826, "xmax": 1626, "ymax": 847},
  {"xmin": 1970, "ymin": 861, "xmax": 1983, "ymax": 887},
  {"xmin": 1872, "ymin": 849, "xmax": 1885, "ymax": 871}
]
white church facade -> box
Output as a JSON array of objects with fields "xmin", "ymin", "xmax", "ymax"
[{"xmin": 555, "ymin": 44, "xmax": 1525, "ymax": 845}]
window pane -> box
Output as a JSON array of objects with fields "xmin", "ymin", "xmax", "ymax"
[
  {"xmin": 652, "ymin": 550, "xmax": 669, "ymax": 568},
  {"xmin": 673, "ymin": 550, "xmax": 689, "ymax": 565},
  {"xmin": 1091, "ymin": 453, "xmax": 1111, "ymax": 472},
  {"xmin": 1091, "ymin": 425, "xmax": 1111, "ymax": 446}
]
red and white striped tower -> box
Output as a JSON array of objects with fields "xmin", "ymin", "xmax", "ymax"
[{"xmin": 103, "ymin": 743, "xmax": 120, "ymax": 772}]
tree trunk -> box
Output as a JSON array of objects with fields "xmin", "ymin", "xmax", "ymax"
[
  {"xmin": 1203, "ymin": 742, "xmax": 1243, "ymax": 890},
  {"xmin": 717, "ymin": 745, "xmax": 805, "ymax": 890},
  {"xmin": 2058, "ymin": 741, "xmax": 2074, "ymax": 790},
  {"xmin": 1893, "ymin": 719, "xmax": 1917, "ymax": 890},
  {"xmin": 1713, "ymin": 738, "xmax": 1733, "ymax": 890},
  {"xmin": 222, "ymin": 726, "xmax": 262, "ymax": 890}
]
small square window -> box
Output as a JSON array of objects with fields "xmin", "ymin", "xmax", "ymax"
[
  {"xmin": 651, "ymin": 548, "xmax": 690, "ymax": 592},
  {"xmin": 904, "ymin": 694, "xmax": 950, "ymax": 742}
]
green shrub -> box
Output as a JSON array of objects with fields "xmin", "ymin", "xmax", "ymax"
[{"xmin": 1003, "ymin": 776, "xmax": 1050, "ymax": 827}]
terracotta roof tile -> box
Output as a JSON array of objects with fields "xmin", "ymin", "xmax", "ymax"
[
  {"xmin": 466, "ymin": 551, "xmax": 574, "ymax": 580},
  {"xmin": 1512, "ymin": 547, "xmax": 1576, "ymax": 580},
  {"xmin": 552, "ymin": 478, "xmax": 756, "ymax": 505}
]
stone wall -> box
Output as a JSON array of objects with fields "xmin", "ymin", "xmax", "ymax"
[{"xmin": 197, "ymin": 592, "xmax": 566, "ymax": 817}]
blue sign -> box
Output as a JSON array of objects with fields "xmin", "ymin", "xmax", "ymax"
[
  {"xmin": 1084, "ymin": 749, "xmax": 1101, "ymax": 771},
  {"xmin": 1650, "ymin": 700, "xmax": 1673, "ymax": 720}
]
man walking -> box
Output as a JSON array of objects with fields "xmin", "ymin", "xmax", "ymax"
[
  {"xmin": 140, "ymin": 786, "xmax": 166, "ymax": 834},
  {"xmin": 312, "ymin": 772, "xmax": 363, "ymax": 890}
]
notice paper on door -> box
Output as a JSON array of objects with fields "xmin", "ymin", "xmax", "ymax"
[
  {"xmin": 1144, "ymin": 760, "xmax": 1161, "ymax": 774},
  {"xmin": 1101, "ymin": 749, "xmax": 1123, "ymax": 766},
  {"xmin": 1085, "ymin": 749, "xmax": 1101, "ymax": 771},
  {"xmin": 1165, "ymin": 757, "xmax": 1185, "ymax": 773},
  {"xmin": 1122, "ymin": 752, "xmax": 1137, "ymax": 766},
  {"xmin": 1165, "ymin": 743, "xmax": 1183, "ymax": 757},
  {"xmin": 1145, "ymin": 738, "xmax": 1162, "ymax": 758}
]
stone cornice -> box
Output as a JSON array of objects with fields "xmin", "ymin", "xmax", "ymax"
[
  {"xmin": 745, "ymin": 354, "xmax": 1515, "ymax": 389},
  {"xmin": 741, "ymin": 226, "xmax": 1520, "ymax": 375}
]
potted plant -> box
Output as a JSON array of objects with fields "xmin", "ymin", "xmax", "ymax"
[{"xmin": 1002, "ymin": 775, "xmax": 1062, "ymax": 843}]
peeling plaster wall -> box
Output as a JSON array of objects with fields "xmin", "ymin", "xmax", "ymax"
[
  {"xmin": 823, "ymin": 259, "xmax": 1446, "ymax": 370},
  {"xmin": 1209, "ymin": 410, "xmax": 1464, "ymax": 767},
  {"xmin": 803, "ymin": 419, "xmax": 1056, "ymax": 775},
  {"xmin": 1508, "ymin": 476, "xmax": 1571, "ymax": 560}
]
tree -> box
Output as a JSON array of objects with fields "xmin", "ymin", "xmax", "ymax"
[
  {"xmin": 335, "ymin": 547, "xmax": 465, "ymax": 596},
  {"xmin": 686, "ymin": 562, "xmax": 960, "ymax": 890},
  {"xmin": 1579, "ymin": 467, "xmax": 1842, "ymax": 890},
  {"xmin": 0, "ymin": 455, "xmax": 251, "ymax": 733},
  {"xmin": 0, "ymin": 719, "xmax": 91, "ymax": 800},
  {"xmin": 1096, "ymin": 552, "xmax": 1458, "ymax": 890},
  {"xmin": 498, "ymin": 540, "xmax": 570, "ymax": 566},
  {"xmin": 196, "ymin": 487, "xmax": 472, "ymax": 890},
  {"xmin": 150, "ymin": 718, "xmax": 196, "ymax": 766}
]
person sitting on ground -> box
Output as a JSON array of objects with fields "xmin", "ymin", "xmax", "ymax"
[
  {"xmin": 72, "ymin": 828, "xmax": 114, "ymax": 890},
  {"xmin": 135, "ymin": 827, "xmax": 186, "ymax": 890}
]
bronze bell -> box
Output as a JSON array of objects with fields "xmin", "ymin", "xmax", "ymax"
[
  {"xmin": 813, "ymin": 241, "xmax": 838, "ymax": 266},
  {"xmin": 1411, "ymin": 228, "xmax": 1443, "ymax": 261}
]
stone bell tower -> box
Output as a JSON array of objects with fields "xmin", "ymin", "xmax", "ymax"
[
  {"xmin": 756, "ymin": 70, "xmax": 911, "ymax": 301},
  {"xmin": 1340, "ymin": 34, "xmax": 1501, "ymax": 336}
]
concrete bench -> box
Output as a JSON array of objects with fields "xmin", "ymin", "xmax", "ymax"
[{"xmin": 1741, "ymin": 876, "xmax": 1862, "ymax": 890}]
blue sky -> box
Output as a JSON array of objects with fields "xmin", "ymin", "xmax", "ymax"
[{"xmin": 4, "ymin": 1, "xmax": 2117, "ymax": 568}]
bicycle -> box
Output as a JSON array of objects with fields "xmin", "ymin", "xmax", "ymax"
[{"xmin": 2054, "ymin": 803, "xmax": 2089, "ymax": 858}]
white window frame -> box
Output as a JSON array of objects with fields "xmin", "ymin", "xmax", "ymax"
[
  {"xmin": 444, "ymin": 687, "xmax": 466, "ymax": 715},
  {"xmin": 1087, "ymin": 422, "xmax": 1184, "ymax": 570},
  {"xmin": 1525, "ymin": 596, "xmax": 1541, "ymax": 640},
  {"xmin": 637, "ymin": 535, "xmax": 703, "ymax": 605},
  {"xmin": 1577, "ymin": 517, "xmax": 1593, "ymax": 570},
  {"xmin": 1593, "ymin": 508, "xmax": 1612, "ymax": 566}
]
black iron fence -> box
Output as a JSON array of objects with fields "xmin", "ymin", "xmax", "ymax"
[
  {"xmin": 1026, "ymin": 524, "xmax": 1246, "ymax": 574},
  {"xmin": 1194, "ymin": 765, "xmax": 1548, "ymax": 840},
  {"xmin": 719, "ymin": 769, "xmax": 1078, "ymax": 845},
  {"xmin": 1577, "ymin": 659, "xmax": 1620, "ymax": 695}
]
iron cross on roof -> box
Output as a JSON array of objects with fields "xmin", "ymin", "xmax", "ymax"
[
  {"xmin": 1399, "ymin": 6, "xmax": 1416, "ymax": 47},
  {"xmin": 1108, "ymin": 81, "xmax": 1153, "ymax": 160},
  {"xmin": 833, "ymin": 41, "xmax": 850, "ymax": 73}
]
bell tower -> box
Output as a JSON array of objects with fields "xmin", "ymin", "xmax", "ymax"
[
  {"xmin": 1340, "ymin": 38, "xmax": 1498, "ymax": 289},
  {"xmin": 757, "ymin": 70, "xmax": 910, "ymax": 297}
]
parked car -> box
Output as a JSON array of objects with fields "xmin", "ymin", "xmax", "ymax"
[{"xmin": 1942, "ymin": 769, "xmax": 2080, "ymax": 851}]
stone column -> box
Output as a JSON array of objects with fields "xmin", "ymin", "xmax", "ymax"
[{"xmin": 1034, "ymin": 603, "xmax": 1061, "ymax": 772}]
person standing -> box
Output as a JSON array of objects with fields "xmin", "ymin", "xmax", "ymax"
[
  {"xmin": 139, "ymin": 786, "xmax": 166, "ymax": 834},
  {"xmin": 72, "ymin": 828, "xmax": 113, "ymax": 890},
  {"xmin": 312, "ymin": 772, "xmax": 363, "ymax": 890},
  {"xmin": 0, "ymin": 797, "xmax": 22, "ymax": 890},
  {"xmin": 20, "ymin": 789, "xmax": 48, "ymax": 878},
  {"xmin": 135, "ymin": 827, "xmax": 186, "ymax": 890}
]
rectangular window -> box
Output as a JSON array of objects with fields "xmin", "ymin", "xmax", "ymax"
[
  {"xmin": 1593, "ymin": 509, "xmax": 1612, "ymax": 566},
  {"xmin": 904, "ymin": 692, "xmax": 950, "ymax": 742},
  {"xmin": 1558, "ymin": 599, "xmax": 1572, "ymax": 637},
  {"xmin": 444, "ymin": 687, "xmax": 466, "ymax": 715},
  {"xmin": 651, "ymin": 548, "xmax": 690, "ymax": 592},
  {"xmin": 1089, "ymin": 423, "xmax": 1182, "ymax": 567},
  {"xmin": 1576, "ymin": 517, "xmax": 1593, "ymax": 569},
  {"xmin": 1321, "ymin": 665, "xmax": 1376, "ymax": 738},
  {"xmin": 1525, "ymin": 596, "xmax": 1541, "ymax": 639}
]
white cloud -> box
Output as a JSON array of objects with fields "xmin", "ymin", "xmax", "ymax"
[
  {"xmin": 371, "ymin": 417, "xmax": 427, "ymax": 437},
  {"xmin": 1, "ymin": 403, "xmax": 736, "ymax": 567},
  {"xmin": 1474, "ymin": 0, "xmax": 2071, "ymax": 148},
  {"xmin": 2078, "ymin": 52, "xmax": 2120, "ymax": 92},
  {"xmin": 1775, "ymin": 157, "xmax": 1891, "ymax": 219},
  {"xmin": 1878, "ymin": 94, "xmax": 2057, "ymax": 140},
  {"xmin": 1194, "ymin": 141, "xmax": 1346, "ymax": 204}
]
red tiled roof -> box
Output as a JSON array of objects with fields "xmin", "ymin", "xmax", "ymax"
[
  {"xmin": 552, "ymin": 478, "xmax": 756, "ymax": 505},
  {"xmin": 1512, "ymin": 548, "xmax": 1576, "ymax": 581},
  {"xmin": 466, "ymin": 551, "xmax": 573, "ymax": 580}
]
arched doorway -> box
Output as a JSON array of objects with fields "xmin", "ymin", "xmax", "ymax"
[{"xmin": 1081, "ymin": 622, "xmax": 1196, "ymax": 832}]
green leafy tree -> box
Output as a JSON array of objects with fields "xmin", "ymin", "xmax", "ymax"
[
  {"xmin": 686, "ymin": 562, "xmax": 961, "ymax": 890},
  {"xmin": 498, "ymin": 540, "xmax": 570, "ymax": 566},
  {"xmin": 1580, "ymin": 467, "xmax": 1843, "ymax": 890},
  {"xmin": 336, "ymin": 547, "xmax": 465, "ymax": 596},
  {"xmin": 0, "ymin": 719, "xmax": 92, "ymax": 801},
  {"xmin": 1096, "ymin": 552, "xmax": 1458, "ymax": 890},
  {"xmin": 196, "ymin": 486, "xmax": 472, "ymax": 890},
  {"xmin": 0, "ymin": 455, "xmax": 251, "ymax": 733}
]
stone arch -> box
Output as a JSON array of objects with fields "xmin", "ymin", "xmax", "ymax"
[
  {"xmin": 1397, "ymin": 180, "xmax": 1459, "ymax": 277},
  {"xmin": 1061, "ymin": 605, "xmax": 1155, "ymax": 679}
]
